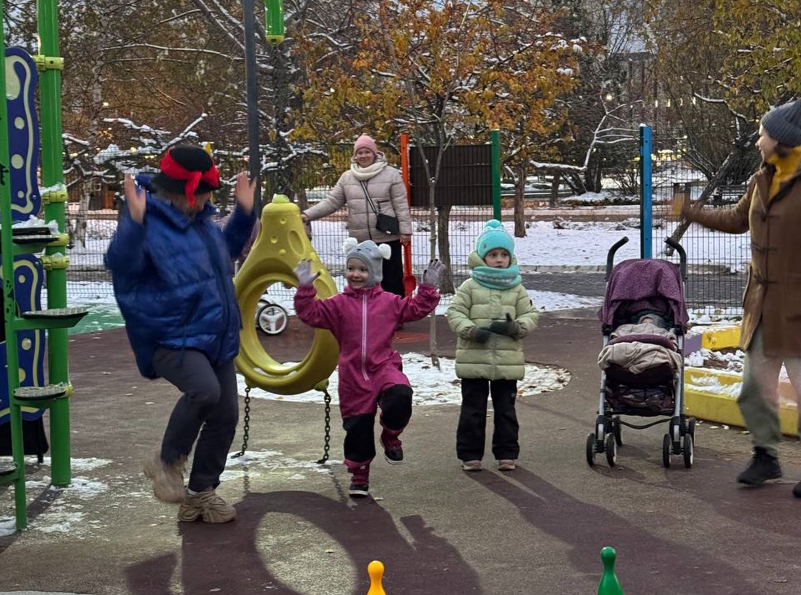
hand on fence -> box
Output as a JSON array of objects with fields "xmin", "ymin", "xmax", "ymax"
[
  {"xmin": 422, "ymin": 259, "xmax": 446, "ymax": 287},
  {"xmin": 489, "ymin": 313, "xmax": 520, "ymax": 337},
  {"xmin": 294, "ymin": 259, "xmax": 320, "ymax": 287},
  {"xmin": 470, "ymin": 327, "xmax": 493, "ymax": 344},
  {"xmin": 234, "ymin": 172, "xmax": 256, "ymax": 216},
  {"xmin": 124, "ymin": 175, "xmax": 146, "ymax": 224}
]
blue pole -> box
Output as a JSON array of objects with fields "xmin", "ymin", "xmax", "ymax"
[{"xmin": 639, "ymin": 124, "xmax": 652, "ymax": 258}]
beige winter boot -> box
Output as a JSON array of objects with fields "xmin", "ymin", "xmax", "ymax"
[
  {"xmin": 178, "ymin": 489, "xmax": 237, "ymax": 523},
  {"xmin": 143, "ymin": 451, "xmax": 187, "ymax": 504}
]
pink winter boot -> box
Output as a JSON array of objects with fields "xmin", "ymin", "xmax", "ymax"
[
  {"xmin": 345, "ymin": 459, "xmax": 371, "ymax": 498},
  {"xmin": 380, "ymin": 427, "xmax": 404, "ymax": 465}
]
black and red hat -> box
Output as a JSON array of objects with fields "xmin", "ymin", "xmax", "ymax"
[{"xmin": 151, "ymin": 146, "xmax": 220, "ymax": 207}]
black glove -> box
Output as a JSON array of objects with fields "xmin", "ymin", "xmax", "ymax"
[
  {"xmin": 470, "ymin": 327, "xmax": 492, "ymax": 344},
  {"xmin": 489, "ymin": 313, "xmax": 520, "ymax": 337}
]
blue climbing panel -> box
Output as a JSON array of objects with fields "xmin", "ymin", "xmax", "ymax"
[{"xmin": 0, "ymin": 47, "xmax": 46, "ymax": 425}]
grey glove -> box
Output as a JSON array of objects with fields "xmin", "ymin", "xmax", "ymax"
[
  {"xmin": 422, "ymin": 259, "xmax": 446, "ymax": 287},
  {"xmin": 489, "ymin": 313, "xmax": 520, "ymax": 337},
  {"xmin": 294, "ymin": 259, "xmax": 320, "ymax": 287},
  {"xmin": 470, "ymin": 327, "xmax": 492, "ymax": 344}
]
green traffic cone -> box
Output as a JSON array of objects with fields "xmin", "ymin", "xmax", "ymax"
[{"xmin": 597, "ymin": 546, "xmax": 624, "ymax": 595}]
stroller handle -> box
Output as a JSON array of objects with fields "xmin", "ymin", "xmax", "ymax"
[
  {"xmin": 605, "ymin": 236, "xmax": 629, "ymax": 280},
  {"xmin": 664, "ymin": 237, "xmax": 687, "ymax": 281}
]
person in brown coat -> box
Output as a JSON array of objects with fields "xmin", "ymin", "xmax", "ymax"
[
  {"xmin": 680, "ymin": 99, "xmax": 801, "ymax": 496},
  {"xmin": 301, "ymin": 135, "xmax": 412, "ymax": 296}
]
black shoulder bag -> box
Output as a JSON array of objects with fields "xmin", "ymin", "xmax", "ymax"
[{"xmin": 360, "ymin": 181, "xmax": 400, "ymax": 236}]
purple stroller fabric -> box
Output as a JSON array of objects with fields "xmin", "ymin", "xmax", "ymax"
[{"xmin": 599, "ymin": 259, "xmax": 689, "ymax": 332}]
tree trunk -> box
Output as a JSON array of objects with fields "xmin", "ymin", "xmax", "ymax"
[
  {"xmin": 427, "ymin": 182, "xmax": 439, "ymax": 368},
  {"xmin": 296, "ymin": 187, "xmax": 309, "ymax": 211},
  {"xmin": 437, "ymin": 205, "xmax": 454, "ymax": 293},
  {"xmin": 549, "ymin": 172, "xmax": 561, "ymax": 208},
  {"xmin": 514, "ymin": 163, "xmax": 526, "ymax": 237},
  {"xmin": 73, "ymin": 67, "xmax": 103, "ymax": 251},
  {"xmin": 73, "ymin": 191, "xmax": 91, "ymax": 251}
]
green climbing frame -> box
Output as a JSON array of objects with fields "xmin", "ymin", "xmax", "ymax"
[{"xmin": 0, "ymin": 0, "xmax": 88, "ymax": 531}]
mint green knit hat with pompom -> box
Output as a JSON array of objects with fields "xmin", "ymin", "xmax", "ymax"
[{"xmin": 475, "ymin": 219, "xmax": 515, "ymax": 259}]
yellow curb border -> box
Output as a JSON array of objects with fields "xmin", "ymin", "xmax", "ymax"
[{"xmin": 685, "ymin": 325, "xmax": 799, "ymax": 437}]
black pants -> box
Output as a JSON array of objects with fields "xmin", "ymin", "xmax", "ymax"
[
  {"xmin": 342, "ymin": 385, "xmax": 413, "ymax": 462},
  {"xmin": 152, "ymin": 348, "xmax": 239, "ymax": 492},
  {"xmin": 379, "ymin": 239, "xmax": 405, "ymax": 297},
  {"xmin": 457, "ymin": 379, "xmax": 519, "ymax": 461}
]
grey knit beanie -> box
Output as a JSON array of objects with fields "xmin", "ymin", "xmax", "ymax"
[
  {"xmin": 343, "ymin": 238, "xmax": 391, "ymax": 287},
  {"xmin": 761, "ymin": 100, "xmax": 801, "ymax": 147}
]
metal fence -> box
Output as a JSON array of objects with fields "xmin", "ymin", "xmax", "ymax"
[
  {"xmin": 61, "ymin": 142, "xmax": 496, "ymax": 307},
  {"xmin": 648, "ymin": 128, "xmax": 751, "ymax": 314}
]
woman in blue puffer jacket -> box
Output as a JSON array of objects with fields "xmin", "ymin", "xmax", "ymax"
[{"xmin": 105, "ymin": 146, "xmax": 256, "ymax": 523}]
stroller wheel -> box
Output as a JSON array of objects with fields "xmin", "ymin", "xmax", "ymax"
[
  {"xmin": 586, "ymin": 433, "xmax": 597, "ymax": 467},
  {"xmin": 605, "ymin": 433, "xmax": 617, "ymax": 468},
  {"xmin": 683, "ymin": 433, "xmax": 694, "ymax": 468},
  {"xmin": 613, "ymin": 416, "xmax": 623, "ymax": 446},
  {"xmin": 688, "ymin": 417, "xmax": 697, "ymax": 444},
  {"xmin": 662, "ymin": 433, "xmax": 671, "ymax": 468},
  {"xmin": 257, "ymin": 303, "xmax": 289, "ymax": 335}
]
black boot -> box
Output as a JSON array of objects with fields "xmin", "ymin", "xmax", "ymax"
[
  {"xmin": 793, "ymin": 481, "xmax": 801, "ymax": 498},
  {"xmin": 736, "ymin": 447, "xmax": 782, "ymax": 486}
]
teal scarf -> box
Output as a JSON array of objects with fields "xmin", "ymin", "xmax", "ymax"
[{"xmin": 470, "ymin": 264, "xmax": 522, "ymax": 290}]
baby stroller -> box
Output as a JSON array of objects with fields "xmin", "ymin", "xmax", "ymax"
[{"xmin": 586, "ymin": 236, "xmax": 696, "ymax": 469}]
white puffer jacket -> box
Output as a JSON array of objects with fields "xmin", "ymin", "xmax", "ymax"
[{"xmin": 303, "ymin": 166, "xmax": 412, "ymax": 243}]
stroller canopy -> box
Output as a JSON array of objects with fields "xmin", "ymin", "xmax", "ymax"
[{"xmin": 599, "ymin": 259, "xmax": 689, "ymax": 332}]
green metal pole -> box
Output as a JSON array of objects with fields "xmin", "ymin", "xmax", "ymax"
[
  {"xmin": 0, "ymin": 0, "xmax": 28, "ymax": 529},
  {"xmin": 38, "ymin": 0, "xmax": 71, "ymax": 486},
  {"xmin": 490, "ymin": 129, "xmax": 501, "ymax": 220}
]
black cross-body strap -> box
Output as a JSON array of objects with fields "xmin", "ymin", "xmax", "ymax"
[{"xmin": 360, "ymin": 181, "xmax": 380, "ymax": 215}]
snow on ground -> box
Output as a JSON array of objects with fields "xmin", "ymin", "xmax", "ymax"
[
  {"xmin": 237, "ymin": 352, "xmax": 570, "ymax": 407},
  {"xmin": 221, "ymin": 450, "xmax": 336, "ymax": 482},
  {"xmin": 0, "ymin": 457, "xmax": 116, "ymax": 537}
]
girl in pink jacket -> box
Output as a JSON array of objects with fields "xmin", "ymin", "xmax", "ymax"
[{"xmin": 294, "ymin": 238, "xmax": 443, "ymax": 498}]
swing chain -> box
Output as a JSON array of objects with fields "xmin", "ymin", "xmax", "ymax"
[
  {"xmin": 316, "ymin": 388, "xmax": 332, "ymax": 465},
  {"xmin": 233, "ymin": 386, "xmax": 252, "ymax": 458}
]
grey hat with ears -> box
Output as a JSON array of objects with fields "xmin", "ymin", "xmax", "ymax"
[
  {"xmin": 343, "ymin": 238, "xmax": 392, "ymax": 287},
  {"xmin": 761, "ymin": 100, "xmax": 801, "ymax": 147}
]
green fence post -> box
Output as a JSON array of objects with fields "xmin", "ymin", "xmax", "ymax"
[
  {"xmin": 38, "ymin": 0, "xmax": 71, "ymax": 486},
  {"xmin": 491, "ymin": 129, "xmax": 501, "ymax": 221}
]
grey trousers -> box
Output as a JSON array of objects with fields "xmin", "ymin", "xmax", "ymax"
[
  {"xmin": 152, "ymin": 348, "xmax": 239, "ymax": 492},
  {"xmin": 738, "ymin": 326, "xmax": 801, "ymax": 458}
]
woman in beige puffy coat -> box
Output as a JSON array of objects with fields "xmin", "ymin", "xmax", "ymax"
[
  {"xmin": 446, "ymin": 220, "xmax": 539, "ymax": 472},
  {"xmin": 301, "ymin": 135, "xmax": 412, "ymax": 296}
]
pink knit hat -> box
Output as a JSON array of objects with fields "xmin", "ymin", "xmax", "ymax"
[{"xmin": 353, "ymin": 134, "xmax": 378, "ymax": 156}]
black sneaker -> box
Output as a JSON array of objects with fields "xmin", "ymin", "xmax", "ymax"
[
  {"xmin": 384, "ymin": 447, "xmax": 404, "ymax": 465},
  {"xmin": 793, "ymin": 481, "xmax": 801, "ymax": 498},
  {"xmin": 737, "ymin": 448, "xmax": 782, "ymax": 486},
  {"xmin": 348, "ymin": 483, "xmax": 370, "ymax": 498}
]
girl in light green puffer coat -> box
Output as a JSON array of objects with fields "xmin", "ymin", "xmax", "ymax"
[{"xmin": 446, "ymin": 220, "xmax": 539, "ymax": 472}]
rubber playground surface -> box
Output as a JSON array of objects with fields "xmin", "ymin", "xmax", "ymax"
[{"xmin": 1, "ymin": 311, "xmax": 801, "ymax": 595}]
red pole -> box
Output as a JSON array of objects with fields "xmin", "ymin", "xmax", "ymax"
[{"xmin": 400, "ymin": 133, "xmax": 416, "ymax": 297}]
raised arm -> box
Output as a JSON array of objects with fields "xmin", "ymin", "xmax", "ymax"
[
  {"xmin": 104, "ymin": 176, "xmax": 149, "ymax": 277},
  {"xmin": 223, "ymin": 172, "xmax": 258, "ymax": 259},
  {"xmin": 293, "ymin": 260, "xmax": 339, "ymax": 331},
  {"xmin": 682, "ymin": 179, "xmax": 754, "ymax": 234}
]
